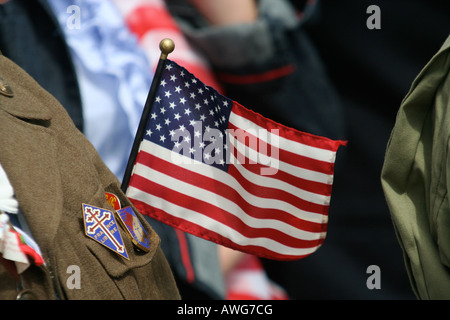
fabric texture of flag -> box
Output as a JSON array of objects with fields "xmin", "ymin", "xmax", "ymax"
[{"xmin": 125, "ymin": 59, "xmax": 346, "ymax": 261}]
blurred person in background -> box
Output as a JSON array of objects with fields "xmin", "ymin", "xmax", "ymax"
[
  {"xmin": 297, "ymin": 0, "xmax": 450, "ymax": 299},
  {"xmin": 1, "ymin": 0, "xmax": 330, "ymax": 300}
]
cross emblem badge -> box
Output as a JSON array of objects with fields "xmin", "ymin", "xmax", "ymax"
[{"xmin": 82, "ymin": 204, "xmax": 128, "ymax": 259}]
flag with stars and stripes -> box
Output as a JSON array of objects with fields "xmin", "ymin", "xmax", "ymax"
[{"xmin": 124, "ymin": 59, "xmax": 346, "ymax": 261}]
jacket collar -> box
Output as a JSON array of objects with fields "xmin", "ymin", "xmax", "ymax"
[{"xmin": 0, "ymin": 55, "xmax": 52, "ymax": 121}]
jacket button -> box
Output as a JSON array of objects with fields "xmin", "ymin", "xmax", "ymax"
[{"xmin": 0, "ymin": 78, "xmax": 14, "ymax": 97}]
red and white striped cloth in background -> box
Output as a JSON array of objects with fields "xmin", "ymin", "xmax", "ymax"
[
  {"xmin": 225, "ymin": 254, "xmax": 289, "ymax": 300},
  {"xmin": 112, "ymin": 0, "xmax": 221, "ymax": 90}
]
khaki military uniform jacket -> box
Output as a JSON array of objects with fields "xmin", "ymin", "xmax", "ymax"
[
  {"xmin": 0, "ymin": 53, "xmax": 180, "ymax": 299},
  {"xmin": 381, "ymin": 35, "xmax": 450, "ymax": 299}
]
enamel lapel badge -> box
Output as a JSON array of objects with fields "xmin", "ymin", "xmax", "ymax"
[
  {"xmin": 105, "ymin": 192, "xmax": 121, "ymax": 210},
  {"xmin": 82, "ymin": 204, "xmax": 129, "ymax": 259},
  {"xmin": 116, "ymin": 206, "xmax": 150, "ymax": 252}
]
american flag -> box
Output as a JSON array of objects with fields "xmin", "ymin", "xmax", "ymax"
[{"xmin": 125, "ymin": 59, "xmax": 345, "ymax": 261}]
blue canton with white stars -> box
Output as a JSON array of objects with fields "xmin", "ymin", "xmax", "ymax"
[{"xmin": 144, "ymin": 60, "xmax": 233, "ymax": 171}]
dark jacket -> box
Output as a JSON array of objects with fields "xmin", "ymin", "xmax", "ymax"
[{"xmin": 0, "ymin": 0, "xmax": 83, "ymax": 131}]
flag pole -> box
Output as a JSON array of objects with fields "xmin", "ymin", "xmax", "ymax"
[{"xmin": 121, "ymin": 38, "xmax": 175, "ymax": 192}]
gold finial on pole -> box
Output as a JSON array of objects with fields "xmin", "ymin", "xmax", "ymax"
[{"xmin": 159, "ymin": 38, "xmax": 175, "ymax": 60}]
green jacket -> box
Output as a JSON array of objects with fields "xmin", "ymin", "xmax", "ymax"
[{"xmin": 381, "ymin": 35, "xmax": 450, "ymax": 299}]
